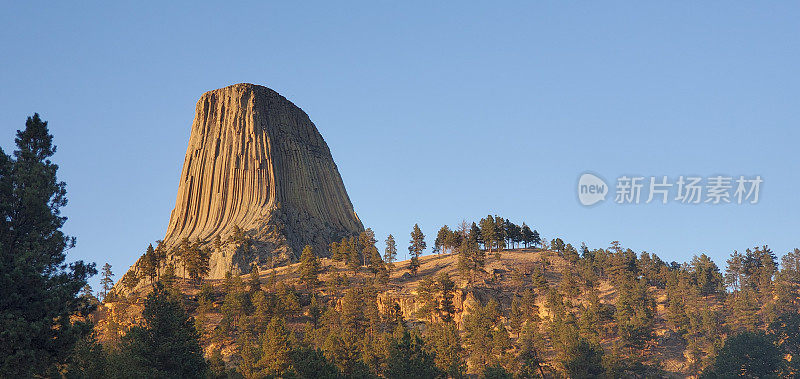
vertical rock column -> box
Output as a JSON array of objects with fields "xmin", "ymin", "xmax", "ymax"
[{"xmin": 160, "ymin": 83, "xmax": 363, "ymax": 277}]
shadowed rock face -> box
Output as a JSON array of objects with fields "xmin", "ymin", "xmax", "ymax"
[{"xmin": 161, "ymin": 83, "xmax": 363, "ymax": 277}]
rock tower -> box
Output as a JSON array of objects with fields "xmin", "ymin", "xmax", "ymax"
[{"xmin": 155, "ymin": 83, "xmax": 363, "ymax": 278}]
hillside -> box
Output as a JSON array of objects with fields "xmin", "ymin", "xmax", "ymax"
[{"xmin": 93, "ymin": 247, "xmax": 723, "ymax": 377}]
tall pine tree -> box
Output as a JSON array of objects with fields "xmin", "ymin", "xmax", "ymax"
[
  {"xmin": 0, "ymin": 114, "xmax": 96, "ymax": 377},
  {"xmin": 100, "ymin": 263, "xmax": 114, "ymax": 299},
  {"xmin": 408, "ymin": 224, "xmax": 426, "ymax": 276},
  {"xmin": 384, "ymin": 234, "xmax": 397, "ymax": 271}
]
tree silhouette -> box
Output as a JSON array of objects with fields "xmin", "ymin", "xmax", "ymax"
[{"xmin": 408, "ymin": 224, "xmax": 426, "ymax": 276}]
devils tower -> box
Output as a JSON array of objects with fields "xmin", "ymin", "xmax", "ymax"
[{"xmin": 153, "ymin": 83, "xmax": 363, "ymax": 278}]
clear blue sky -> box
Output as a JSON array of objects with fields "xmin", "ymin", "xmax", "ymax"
[{"xmin": 2, "ymin": 2, "xmax": 798, "ymax": 290}]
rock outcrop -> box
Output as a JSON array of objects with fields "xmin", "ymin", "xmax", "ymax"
[
  {"xmin": 376, "ymin": 289, "xmax": 478, "ymax": 329},
  {"xmin": 150, "ymin": 83, "xmax": 363, "ymax": 278}
]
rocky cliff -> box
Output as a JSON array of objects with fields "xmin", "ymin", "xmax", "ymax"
[{"xmin": 152, "ymin": 83, "xmax": 363, "ymax": 278}]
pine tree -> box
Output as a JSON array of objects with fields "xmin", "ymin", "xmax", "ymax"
[
  {"xmin": 503, "ymin": 219, "xmax": 512, "ymax": 248},
  {"xmin": 100, "ymin": 263, "xmax": 114, "ymax": 300},
  {"xmin": 291, "ymin": 346, "xmax": 339, "ymax": 379},
  {"xmin": 220, "ymin": 274, "xmax": 250, "ymax": 333},
  {"xmin": 531, "ymin": 230, "xmax": 541, "ymax": 248},
  {"xmin": 580, "ymin": 242, "xmax": 592, "ymax": 260},
  {"xmin": 79, "ymin": 284, "xmax": 100, "ymax": 309},
  {"xmin": 160, "ymin": 263, "xmax": 176, "ymax": 288},
  {"xmin": 704, "ymin": 331, "xmax": 782, "ymax": 378},
  {"xmin": 447, "ymin": 230, "xmax": 462, "ymax": 253},
  {"xmin": 114, "ymin": 283, "xmax": 207, "ymax": 378},
  {"xmin": 308, "ymin": 294, "xmax": 324, "ymax": 328},
  {"xmin": 608, "ymin": 247, "xmax": 638, "ymax": 285},
  {"xmin": 386, "ymin": 327, "xmax": 441, "ymax": 379},
  {"xmin": 249, "ymin": 290, "xmax": 274, "ymax": 334},
  {"xmin": 550, "ymin": 237, "xmax": 566, "ymax": 252},
  {"xmin": 426, "ymin": 322, "xmax": 466, "ymax": 378},
  {"xmin": 779, "ymin": 248, "xmax": 800, "ymax": 284},
  {"xmin": 360, "ymin": 228, "xmax": 386, "ymax": 280},
  {"xmin": 563, "ymin": 338, "xmax": 605, "ymax": 378},
  {"xmin": 345, "ymin": 236, "xmax": 361, "ymax": 274},
  {"xmin": 463, "ymin": 299, "xmax": 499, "ymax": 367},
  {"xmin": 494, "ymin": 216, "xmax": 507, "ymax": 253},
  {"xmin": 154, "ymin": 240, "xmax": 167, "ymax": 278},
  {"xmin": 434, "ymin": 225, "xmax": 452, "ymax": 254},
  {"xmin": 384, "ymin": 234, "xmax": 398, "ymax": 270},
  {"xmin": 725, "ymin": 251, "xmax": 745, "ymax": 291},
  {"xmin": 249, "ymin": 263, "xmax": 261, "ymax": 292},
  {"xmin": 330, "ymin": 240, "xmax": 344, "ymax": 261},
  {"xmin": 416, "ymin": 276, "xmax": 440, "ymax": 321},
  {"xmin": 140, "ymin": 244, "xmax": 158, "ymax": 283},
  {"xmin": 510, "ymin": 289, "xmax": 539, "ymax": 334},
  {"xmin": 491, "ymin": 320, "xmax": 513, "ymax": 368},
  {"xmin": 177, "ymin": 237, "xmax": 191, "ymax": 279},
  {"xmin": 504, "ymin": 219, "xmax": 520, "ymax": 249},
  {"xmin": 579, "ymin": 288, "xmax": 603, "ymax": 344},
  {"xmin": 198, "ymin": 246, "xmax": 211, "ymax": 284},
  {"xmin": 615, "ymin": 277, "xmax": 656, "ymax": 358},
  {"xmin": 408, "ymin": 224, "xmax": 426, "ymax": 276},
  {"xmin": 742, "ymin": 246, "xmax": 778, "ymax": 294},
  {"xmin": 368, "ymin": 245, "xmax": 387, "ymax": 282},
  {"xmin": 517, "ymin": 323, "xmax": 547, "ymax": 378},
  {"xmin": 122, "ymin": 270, "xmax": 140, "ymax": 293},
  {"xmin": 470, "ymin": 222, "xmax": 483, "ymax": 248},
  {"xmin": 727, "ymin": 288, "xmax": 761, "ymax": 332},
  {"xmin": 545, "ymin": 289, "xmax": 581, "ymax": 369},
  {"xmin": 436, "ymin": 272, "xmax": 457, "ymax": 322},
  {"xmin": 256, "ymin": 317, "xmax": 294, "ymax": 377},
  {"xmin": 184, "ymin": 240, "xmax": 210, "ymax": 285},
  {"xmin": 689, "ymin": 254, "xmax": 724, "ymax": 296},
  {"xmin": 298, "ymin": 245, "xmax": 320, "ymax": 288},
  {"xmin": 520, "ymin": 223, "xmax": 534, "ymax": 248},
  {"xmin": 359, "ymin": 228, "xmax": 378, "ymax": 266},
  {"xmin": 776, "ymin": 249, "xmax": 800, "ymax": 312},
  {"xmin": 458, "ymin": 237, "xmax": 485, "ymax": 284},
  {"xmin": 480, "ymin": 215, "xmax": 497, "ymax": 253},
  {"xmin": 560, "ymin": 267, "xmax": 581, "ymax": 299},
  {"xmin": 276, "ymin": 284, "xmax": 301, "ymax": 319},
  {"xmin": 63, "ymin": 333, "xmax": 108, "ymax": 378}
]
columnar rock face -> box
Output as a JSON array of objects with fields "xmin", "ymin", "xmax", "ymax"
[{"xmin": 159, "ymin": 83, "xmax": 363, "ymax": 277}]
